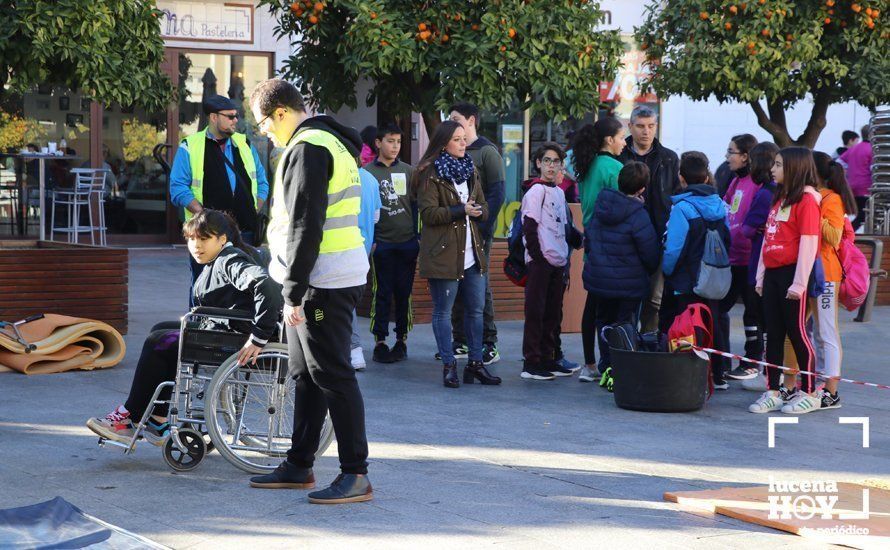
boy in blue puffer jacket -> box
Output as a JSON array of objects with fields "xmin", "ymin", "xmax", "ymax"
[
  {"xmin": 661, "ymin": 151, "xmax": 731, "ymax": 388},
  {"xmin": 583, "ymin": 161, "xmax": 660, "ymax": 377}
]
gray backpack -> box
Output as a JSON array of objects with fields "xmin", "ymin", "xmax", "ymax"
[{"xmin": 684, "ymin": 200, "xmax": 731, "ymax": 300}]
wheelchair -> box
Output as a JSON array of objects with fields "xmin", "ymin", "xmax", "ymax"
[{"xmin": 96, "ymin": 307, "xmax": 335, "ymax": 474}]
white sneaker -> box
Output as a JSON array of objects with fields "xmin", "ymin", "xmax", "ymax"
[
  {"xmin": 748, "ymin": 390, "xmax": 785, "ymax": 413},
  {"xmin": 351, "ymin": 347, "xmax": 366, "ymax": 371},
  {"xmin": 781, "ymin": 392, "xmax": 822, "ymax": 414}
]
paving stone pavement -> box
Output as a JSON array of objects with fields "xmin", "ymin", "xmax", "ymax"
[{"xmin": 1, "ymin": 249, "xmax": 888, "ymax": 549}]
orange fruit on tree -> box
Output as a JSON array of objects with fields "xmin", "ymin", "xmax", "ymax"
[
  {"xmin": 747, "ymin": 40, "xmax": 756, "ymax": 48},
  {"xmin": 759, "ymin": 0, "xmax": 765, "ymax": 4},
  {"xmin": 500, "ymin": 45, "xmax": 507, "ymax": 52},
  {"xmin": 308, "ymin": 14, "xmax": 318, "ymax": 24},
  {"xmin": 865, "ymin": 7, "xmax": 873, "ymax": 16},
  {"xmin": 370, "ymin": 12, "xmax": 377, "ymax": 19},
  {"xmin": 419, "ymin": 30, "xmax": 431, "ymax": 40},
  {"xmin": 290, "ymin": 1, "xmax": 300, "ymax": 12},
  {"xmin": 699, "ymin": 11, "xmax": 709, "ymax": 20},
  {"xmin": 762, "ymin": 28, "xmax": 770, "ymax": 35},
  {"xmin": 508, "ymin": 28, "xmax": 516, "ymax": 38},
  {"xmin": 740, "ymin": 2, "xmax": 747, "ymax": 9},
  {"xmin": 729, "ymin": 5, "xmax": 738, "ymax": 14},
  {"xmin": 471, "ymin": 24, "xmax": 479, "ymax": 31},
  {"xmin": 725, "ymin": 22, "xmax": 733, "ymax": 30},
  {"xmin": 314, "ymin": 2, "xmax": 323, "ymax": 12},
  {"xmin": 826, "ymin": 0, "xmax": 835, "ymax": 5},
  {"xmin": 380, "ymin": 40, "xmax": 388, "ymax": 46},
  {"xmin": 418, "ymin": 22, "xmax": 427, "ymax": 31},
  {"xmin": 442, "ymin": 34, "xmax": 449, "ymax": 42},
  {"xmin": 873, "ymin": 9, "xmax": 880, "ymax": 17},
  {"xmin": 852, "ymin": 3, "xmax": 861, "ymax": 13},
  {"xmin": 824, "ymin": 17, "xmax": 832, "ymax": 24},
  {"xmin": 786, "ymin": 33, "xmax": 793, "ymax": 40}
]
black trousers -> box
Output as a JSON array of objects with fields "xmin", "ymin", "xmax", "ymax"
[
  {"xmin": 762, "ymin": 265, "xmax": 815, "ymax": 393},
  {"xmin": 852, "ymin": 196, "xmax": 868, "ymax": 232},
  {"xmin": 124, "ymin": 327, "xmax": 181, "ymax": 420},
  {"xmin": 675, "ymin": 293, "xmax": 725, "ymax": 382},
  {"xmin": 715, "ymin": 265, "xmax": 764, "ymax": 370},
  {"xmin": 522, "ymin": 261, "xmax": 565, "ymax": 365},
  {"xmin": 286, "ymin": 285, "xmax": 369, "ymax": 475},
  {"xmin": 370, "ymin": 242, "xmax": 418, "ymax": 341},
  {"xmin": 453, "ymin": 236, "xmax": 498, "ymax": 345}
]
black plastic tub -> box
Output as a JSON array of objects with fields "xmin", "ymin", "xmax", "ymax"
[{"xmin": 611, "ymin": 348, "xmax": 709, "ymax": 412}]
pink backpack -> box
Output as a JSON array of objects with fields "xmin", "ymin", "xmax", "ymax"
[{"xmin": 836, "ymin": 220, "xmax": 870, "ymax": 311}]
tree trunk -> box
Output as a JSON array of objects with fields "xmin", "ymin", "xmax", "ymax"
[
  {"xmin": 749, "ymin": 94, "xmax": 831, "ymax": 149},
  {"xmin": 421, "ymin": 110, "xmax": 442, "ymax": 138}
]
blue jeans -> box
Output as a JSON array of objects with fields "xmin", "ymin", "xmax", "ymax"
[{"xmin": 429, "ymin": 264, "xmax": 485, "ymax": 365}]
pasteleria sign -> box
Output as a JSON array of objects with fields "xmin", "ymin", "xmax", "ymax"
[{"xmin": 157, "ymin": 1, "xmax": 253, "ymax": 44}]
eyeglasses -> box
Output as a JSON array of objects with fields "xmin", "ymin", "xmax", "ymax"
[
  {"xmin": 257, "ymin": 114, "xmax": 271, "ymax": 127},
  {"xmin": 725, "ymin": 149, "xmax": 742, "ymax": 157},
  {"xmin": 215, "ymin": 113, "xmax": 239, "ymax": 121},
  {"xmin": 541, "ymin": 157, "xmax": 563, "ymax": 166}
]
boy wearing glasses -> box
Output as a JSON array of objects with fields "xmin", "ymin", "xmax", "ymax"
[
  {"xmin": 520, "ymin": 143, "xmax": 581, "ymax": 380},
  {"xmin": 169, "ymin": 94, "xmax": 270, "ymax": 304}
]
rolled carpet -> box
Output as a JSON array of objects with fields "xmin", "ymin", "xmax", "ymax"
[{"xmin": 0, "ymin": 314, "xmax": 126, "ymax": 375}]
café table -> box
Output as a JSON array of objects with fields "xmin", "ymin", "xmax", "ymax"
[{"xmin": 0, "ymin": 153, "xmax": 81, "ymax": 239}]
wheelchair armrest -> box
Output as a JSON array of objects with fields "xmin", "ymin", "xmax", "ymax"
[{"xmin": 189, "ymin": 307, "xmax": 254, "ymax": 321}]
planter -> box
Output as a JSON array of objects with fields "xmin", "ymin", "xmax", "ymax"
[{"xmin": 0, "ymin": 240, "xmax": 128, "ymax": 334}]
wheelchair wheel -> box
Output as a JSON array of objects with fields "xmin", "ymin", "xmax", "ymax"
[
  {"xmin": 162, "ymin": 428, "xmax": 206, "ymax": 472},
  {"xmin": 204, "ymin": 343, "xmax": 335, "ymax": 474}
]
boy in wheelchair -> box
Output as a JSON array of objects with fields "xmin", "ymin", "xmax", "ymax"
[{"xmin": 86, "ymin": 210, "xmax": 282, "ymax": 445}]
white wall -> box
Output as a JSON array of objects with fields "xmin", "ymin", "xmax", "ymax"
[{"xmin": 599, "ymin": 0, "xmax": 875, "ymax": 167}]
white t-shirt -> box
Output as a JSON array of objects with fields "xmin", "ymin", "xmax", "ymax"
[{"xmin": 454, "ymin": 181, "xmax": 476, "ymax": 270}]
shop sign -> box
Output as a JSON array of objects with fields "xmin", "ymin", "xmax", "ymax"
[
  {"xmin": 501, "ymin": 124, "xmax": 524, "ymax": 144},
  {"xmin": 157, "ymin": 1, "xmax": 254, "ymax": 44}
]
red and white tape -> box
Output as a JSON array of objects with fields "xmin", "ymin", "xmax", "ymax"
[{"xmin": 690, "ymin": 345, "xmax": 890, "ymax": 391}]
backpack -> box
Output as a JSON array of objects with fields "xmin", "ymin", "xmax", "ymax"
[
  {"xmin": 602, "ymin": 322, "xmax": 641, "ymax": 352},
  {"xmin": 836, "ymin": 227, "xmax": 870, "ymax": 311},
  {"xmin": 683, "ymin": 200, "xmax": 731, "ymax": 300},
  {"xmin": 668, "ymin": 303, "xmax": 715, "ymax": 395},
  {"xmin": 503, "ymin": 191, "xmax": 547, "ymax": 287}
]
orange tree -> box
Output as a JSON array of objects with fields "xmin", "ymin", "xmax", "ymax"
[
  {"xmin": 259, "ymin": 0, "xmax": 623, "ymax": 134},
  {"xmin": 636, "ymin": 0, "xmax": 889, "ymax": 147},
  {"xmin": 0, "ymin": 0, "xmax": 172, "ymax": 111}
]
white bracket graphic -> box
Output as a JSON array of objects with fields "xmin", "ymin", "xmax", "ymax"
[
  {"xmin": 839, "ymin": 417, "xmax": 870, "ymax": 448},
  {"xmin": 768, "ymin": 417, "xmax": 799, "ymax": 448}
]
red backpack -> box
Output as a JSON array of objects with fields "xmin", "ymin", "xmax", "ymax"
[{"xmin": 668, "ymin": 303, "xmax": 714, "ymax": 395}]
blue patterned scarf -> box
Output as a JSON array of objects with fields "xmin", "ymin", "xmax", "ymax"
[{"xmin": 433, "ymin": 151, "xmax": 474, "ymax": 186}]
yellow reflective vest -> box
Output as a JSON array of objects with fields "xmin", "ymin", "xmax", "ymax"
[{"xmin": 183, "ymin": 129, "xmax": 258, "ymax": 221}]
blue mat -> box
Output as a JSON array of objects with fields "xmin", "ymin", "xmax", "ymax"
[{"xmin": 0, "ymin": 497, "xmax": 165, "ymax": 549}]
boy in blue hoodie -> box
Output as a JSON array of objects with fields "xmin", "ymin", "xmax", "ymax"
[
  {"xmin": 661, "ymin": 151, "xmax": 731, "ymax": 388},
  {"xmin": 583, "ymin": 161, "xmax": 660, "ymax": 379}
]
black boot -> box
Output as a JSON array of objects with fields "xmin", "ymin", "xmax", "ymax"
[
  {"xmin": 463, "ymin": 360, "xmax": 502, "ymax": 385},
  {"xmin": 307, "ymin": 473, "xmax": 373, "ymax": 504},
  {"xmin": 249, "ymin": 461, "xmax": 315, "ymax": 489},
  {"xmin": 443, "ymin": 363, "xmax": 459, "ymax": 388}
]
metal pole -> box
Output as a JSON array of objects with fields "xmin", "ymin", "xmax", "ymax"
[{"xmin": 38, "ymin": 158, "xmax": 45, "ymax": 241}]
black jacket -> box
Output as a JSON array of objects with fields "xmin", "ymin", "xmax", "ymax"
[
  {"xmin": 583, "ymin": 189, "xmax": 660, "ymax": 299},
  {"xmin": 619, "ymin": 137, "xmax": 680, "ymax": 237},
  {"xmin": 278, "ymin": 115, "xmax": 362, "ymax": 306},
  {"xmin": 194, "ymin": 245, "xmax": 283, "ymax": 344}
]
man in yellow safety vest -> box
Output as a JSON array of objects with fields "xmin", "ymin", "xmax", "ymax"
[
  {"xmin": 246, "ymin": 78, "xmax": 373, "ymax": 505},
  {"xmin": 169, "ymin": 94, "xmax": 269, "ymax": 304}
]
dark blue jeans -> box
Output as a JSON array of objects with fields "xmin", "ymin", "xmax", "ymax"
[{"xmin": 429, "ymin": 264, "xmax": 485, "ymax": 365}]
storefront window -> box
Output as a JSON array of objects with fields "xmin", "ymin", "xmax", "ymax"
[
  {"xmin": 0, "ymin": 88, "xmax": 91, "ymax": 237},
  {"xmin": 102, "ymin": 105, "xmax": 169, "ymax": 234},
  {"xmin": 479, "ymin": 111, "xmax": 525, "ymax": 206}
]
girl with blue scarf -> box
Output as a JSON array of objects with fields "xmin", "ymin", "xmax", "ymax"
[{"xmin": 414, "ymin": 121, "xmax": 501, "ymax": 389}]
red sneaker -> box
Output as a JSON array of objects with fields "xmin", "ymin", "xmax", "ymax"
[{"xmin": 86, "ymin": 407, "xmax": 135, "ymax": 444}]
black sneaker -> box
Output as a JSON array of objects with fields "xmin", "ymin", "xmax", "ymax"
[
  {"xmin": 250, "ymin": 461, "xmax": 316, "ymax": 489},
  {"xmin": 435, "ymin": 342, "xmax": 468, "ymax": 360},
  {"xmin": 820, "ymin": 390, "xmax": 841, "ymax": 409},
  {"xmin": 520, "ymin": 365, "xmax": 556, "ymax": 380},
  {"xmin": 482, "ymin": 344, "xmax": 500, "ymax": 365},
  {"xmin": 547, "ymin": 362, "xmax": 576, "ymax": 377},
  {"xmin": 142, "ymin": 419, "xmax": 171, "ymax": 447},
  {"xmin": 372, "ymin": 342, "xmax": 395, "ymax": 364},
  {"xmin": 713, "ymin": 379, "xmax": 730, "ymax": 391},
  {"xmin": 390, "ymin": 340, "xmax": 407, "ymax": 362},
  {"xmin": 307, "ymin": 473, "xmax": 373, "ymax": 504},
  {"xmin": 727, "ymin": 365, "xmax": 759, "ymax": 380}
]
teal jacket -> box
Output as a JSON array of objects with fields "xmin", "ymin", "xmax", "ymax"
[{"xmin": 579, "ymin": 153, "xmax": 622, "ymax": 227}]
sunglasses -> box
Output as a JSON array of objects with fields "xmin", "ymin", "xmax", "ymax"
[{"xmin": 215, "ymin": 113, "xmax": 239, "ymax": 121}]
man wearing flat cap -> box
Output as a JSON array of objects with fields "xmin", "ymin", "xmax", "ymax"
[{"xmin": 169, "ymin": 94, "xmax": 270, "ymax": 303}]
